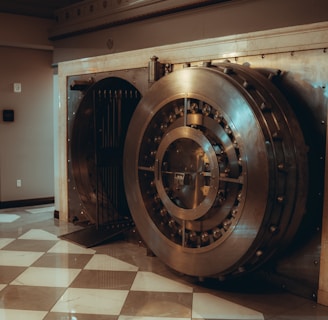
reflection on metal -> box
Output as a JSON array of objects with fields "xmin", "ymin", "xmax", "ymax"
[{"xmin": 124, "ymin": 63, "xmax": 308, "ymax": 279}]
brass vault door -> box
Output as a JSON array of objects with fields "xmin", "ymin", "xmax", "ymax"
[{"xmin": 123, "ymin": 63, "xmax": 309, "ymax": 279}]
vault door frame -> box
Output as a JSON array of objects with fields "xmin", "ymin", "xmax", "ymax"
[{"xmin": 57, "ymin": 21, "xmax": 328, "ymax": 305}]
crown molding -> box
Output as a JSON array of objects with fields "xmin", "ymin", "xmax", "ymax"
[{"xmin": 49, "ymin": 0, "xmax": 230, "ymax": 40}]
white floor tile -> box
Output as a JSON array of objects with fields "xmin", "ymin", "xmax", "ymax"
[
  {"xmin": 0, "ymin": 284, "xmax": 6, "ymax": 291},
  {"xmin": 0, "ymin": 238, "xmax": 15, "ymax": 249},
  {"xmin": 25, "ymin": 206, "xmax": 55, "ymax": 214},
  {"xmin": 84, "ymin": 254, "xmax": 138, "ymax": 271},
  {"xmin": 0, "ymin": 214, "xmax": 20, "ymax": 223},
  {"xmin": 18, "ymin": 229, "xmax": 58, "ymax": 241},
  {"xmin": 0, "ymin": 309, "xmax": 47, "ymax": 320},
  {"xmin": 192, "ymin": 293, "xmax": 264, "ymax": 319},
  {"xmin": 51, "ymin": 288, "xmax": 129, "ymax": 315},
  {"xmin": 11, "ymin": 267, "xmax": 81, "ymax": 287},
  {"xmin": 48, "ymin": 240, "xmax": 96, "ymax": 254},
  {"xmin": 0, "ymin": 250, "xmax": 44, "ymax": 267},
  {"xmin": 131, "ymin": 271, "xmax": 193, "ymax": 293}
]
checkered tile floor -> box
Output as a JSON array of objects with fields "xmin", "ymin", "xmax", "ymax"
[{"xmin": 0, "ymin": 206, "xmax": 327, "ymax": 320}]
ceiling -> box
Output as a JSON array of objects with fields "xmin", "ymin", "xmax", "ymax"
[{"xmin": 0, "ymin": 0, "xmax": 83, "ymax": 19}]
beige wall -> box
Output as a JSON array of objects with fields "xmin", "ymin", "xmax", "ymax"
[
  {"xmin": 0, "ymin": 13, "xmax": 53, "ymax": 50},
  {"xmin": 0, "ymin": 38, "xmax": 54, "ymax": 203}
]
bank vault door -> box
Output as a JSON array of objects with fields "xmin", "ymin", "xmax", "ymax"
[
  {"xmin": 67, "ymin": 75, "xmax": 142, "ymax": 242},
  {"xmin": 67, "ymin": 61, "xmax": 319, "ymax": 286},
  {"xmin": 124, "ymin": 63, "xmax": 310, "ymax": 279}
]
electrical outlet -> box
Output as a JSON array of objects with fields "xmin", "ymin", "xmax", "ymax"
[
  {"xmin": 13, "ymin": 83, "xmax": 22, "ymax": 93},
  {"xmin": 16, "ymin": 179, "xmax": 22, "ymax": 187}
]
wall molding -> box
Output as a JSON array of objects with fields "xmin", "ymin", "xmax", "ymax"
[
  {"xmin": 0, "ymin": 41, "xmax": 54, "ymax": 51},
  {"xmin": 50, "ymin": 0, "xmax": 230, "ymax": 39},
  {"xmin": 58, "ymin": 21, "xmax": 328, "ymax": 75}
]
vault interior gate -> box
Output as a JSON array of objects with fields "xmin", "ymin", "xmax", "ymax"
[{"xmin": 67, "ymin": 69, "xmax": 148, "ymax": 244}]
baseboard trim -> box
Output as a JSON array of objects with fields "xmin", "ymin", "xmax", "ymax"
[{"xmin": 0, "ymin": 197, "xmax": 55, "ymax": 209}]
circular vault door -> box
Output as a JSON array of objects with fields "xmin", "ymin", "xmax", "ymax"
[{"xmin": 123, "ymin": 63, "xmax": 308, "ymax": 278}]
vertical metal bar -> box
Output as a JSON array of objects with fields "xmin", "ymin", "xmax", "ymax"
[
  {"xmin": 101, "ymin": 89, "xmax": 105, "ymax": 226},
  {"xmin": 110, "ymin": 89, "xmax": 114, "ymax": 222},
  {"xmin": 103, "ymin": 88, "xmax": 108, "ymax": 226},
  {"xmin": 109, "ymin": 89, "xmax": 112, "ymax": 223},
  {"xmin": 109, "ymin": 90, "xmax": 113, "ymax": 148},
  {"xmin": 117, "ymin": 89, "xmax": 122, "ymax": 146},
  {"xmin": 113, "ymin": 90, "xmax": 117, "ymax": 148},
  {"xmin": 92, "ymin": 89, "xmax": 99, "ymax": 229},
  {"xmin": 113, "ymin": 90, "xmax": 116, "ymax": 221},
  {"xmin": 116, "ymin": 90, "xmax": 122, "ymax": 218}
]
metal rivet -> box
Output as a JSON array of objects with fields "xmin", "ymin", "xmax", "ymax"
[
  {"xmin": 270, "ymin": 225, "xmax": 278, "ymax": 233},
  {"xmin": 256, "ymin": 250, "xmax": 263, "ymax": 257},
  {"xmin": 277, "ymin": 196, "xmax": 285, "ymax": 203}
]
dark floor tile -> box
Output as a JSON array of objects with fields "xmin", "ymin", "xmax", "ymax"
[
  {"xmin": 2, "ymin": 239, "xmax": 58, "ymax": 252},
  {"xmin": 0, "ymin": 265, "xmax": 26, "ymax": 283},
  {"xmin": 70, "ymin": 270, "xmax": 137, "ymax": 290},
  {"xmin": 32, "ymin": 252, "xmax": 93, "ymax": 269},
  {"xmin": 121, "ymin": 291, "xmax": 192, "ymax": 317},
  {"xmin": 0, "ymin": 229, "xmax": 23, "ymax": 238},
  {"xmin": 0, "ymin": 285, "xmax": 66, "ymax": 310},
  {"xmin": 44, "ymin": 312, "xmax": 118, "ymax": 320}
]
